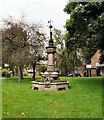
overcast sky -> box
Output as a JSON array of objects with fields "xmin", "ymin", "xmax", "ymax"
[{"xmin": 0, "ymin": 0, "xmax": 69, "ymax": 34}]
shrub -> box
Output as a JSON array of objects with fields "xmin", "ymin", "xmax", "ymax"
[
  {"xmin": 51, "ymin": 79, "xmax": 67, "ymax": 83},
  {"xmin": 36, "ymin": 66, "xmax": 47, "ymax": 73},
  {"xmin": 35, "ymin": 79, "xmax": 44, "ymax": 82},
  {"xmin": 2, "ymin": 68, "xmax": 11, "ymax": 77}
]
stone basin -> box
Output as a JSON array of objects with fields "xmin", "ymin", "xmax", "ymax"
[{"xmin": 32, "ymin": 81, "xmax": 69, "ymax": 91}]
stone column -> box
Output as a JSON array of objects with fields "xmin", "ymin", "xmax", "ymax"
[
  {"xmin": 48, "ymin": 53, "xmax": 54, "ymax": 65},
  {"xmin": 46, "ymin": 47, "xmax": 56, "ymax": 72}
]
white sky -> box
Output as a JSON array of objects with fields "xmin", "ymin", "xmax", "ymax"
[{"xmin": 0, "ymin": 0, "xmax": 69, "ymax": 34}]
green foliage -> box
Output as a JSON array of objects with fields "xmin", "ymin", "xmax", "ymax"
[
  {"xmin": 34, "ymin": 77, "xmax": 67, "ymax": 83},
  {"xmin": 53, "ymin": 28, "xmax": 73, "ymax": 74},
  {"xmin": 2, "ymin": 24, "xmax": 28, "ymax": 66},
  {"xmin": 64, "ymin": 2, "xmax": 78, "ymax": 14},
  {"xmin": 53, "ymin": 28, "xmax": 65, "ymax": 49},
  {"xmin": 35, "ymin": 78, "xmax": 44, "ymax": 82},
  {"xmin": 2, "ymin": 68, "xmax": 11, "ymax": 77},
  {"xmin": 53, "ymin": 28, "xmax": 83, "ymax": 73},
  {"xmin": 2, "ymin": 16, "xmax": 46, "ymax": 81},
  {"xmin": 64, "ymin": 2, "xmax": 104, "ymax": 63},
  {"xmin": 51, "ymin": 79, "xmax": 67, "ymax": 83},
  {"xmin": 36, "ymin": 65, "xmax": 47, "ymax": 73},
  {"xmin": 2, "ymin": 76, "xmax": 102, "ymax": 118}
]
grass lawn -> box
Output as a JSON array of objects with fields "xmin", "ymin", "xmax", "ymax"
[{"xmin": 2, "ymin": 76, "xmax": 103, "ymax": 118}]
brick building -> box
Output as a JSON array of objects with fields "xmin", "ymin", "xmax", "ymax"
[
  {"xmin": 91, "ymin": 50, "xmax": 101, "ymax": 76},
  {"xmin": 73, "ymin": 50, "xmax": 104, "ymax": 77},
  {"xmin": 89, "ymin": 50, "xmax": 104, "ymax": 76}
]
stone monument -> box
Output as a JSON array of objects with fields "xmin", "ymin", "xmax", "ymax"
[
  {"xmin": 43, "ymin": 21, "xmax": 59, "ymax": 82},
  {"xmin": 32, "ymin": 21, "xmax": 69, "ymax": 91}
]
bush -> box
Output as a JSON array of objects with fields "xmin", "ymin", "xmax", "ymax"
[
  {"xmin": 36, "ymin": 66, "xmax": 47, "ymax": 73},
  {"xmin": 51, "ymin": 79, "xmax": 67, "ymax": 83},
  {"xmin": 35, "ymin": 79, "xmax": 44, "ymax": 82},
  {"xmin": 2, "ymin": 68, "xmax": 11, "ymax": 77},
  {"xmin": 35, "ymin": 78, "xmax": 67, "ymax": 83}
]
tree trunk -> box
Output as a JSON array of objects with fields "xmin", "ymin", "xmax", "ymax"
[
  {"xmin": 18, "ymin": 66, "xmax": 23, "ymax": 82},
  {"xmin": 64, "ymin": 64, "xmax": 68, "ymax": 76},
  {"xmin": 32, "ymin": 63, "xmax": 36, "ymax": 81}
]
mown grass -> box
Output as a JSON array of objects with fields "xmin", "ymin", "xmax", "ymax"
[{"xmin": 2, "ymin": 76, "xmax": 103, "ymax": 118}]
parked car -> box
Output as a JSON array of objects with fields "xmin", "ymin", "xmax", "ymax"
[
  {"xmin": 68, "ymin": 73, "xmax": 81, "ymax": 77},
  {"xmin": 80, "ymin": 72, "xmax": 86, "ymax": 77}
]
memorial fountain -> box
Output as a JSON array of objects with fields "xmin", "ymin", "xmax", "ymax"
[{"xmin": 32, "ymin": 21, "xmax": 69, "ymax": 91}]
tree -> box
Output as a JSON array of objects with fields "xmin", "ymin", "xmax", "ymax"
[
  {"xmin": 0, "ymin": 31, "xmax": 2, "ymax": 68},
  {"xmin": 53, "ymin": 28, "xmax": 65, "ymax": 49},
  {"xmin": 64, "ymin": 2, "xmax": 104, "ymax": 64},
  {"xmin": 53, "ymin": 28, "xmax": 82, "ymax": 75},
  {"xmin": 26, "ymin": 23, "xmax": 45, "ymax": 80},
  {"xmin": 53, "ymin": 28, "xmax": 75, "ymax": 75},
  {"xmin": 36, "ymin": 65, "xmax": 47, "ymax": 75},
  {"xmin": 2, "ymin": 16, "xmax": 45, "ymax": 81},
  {"xmin": 2, "ymin": 19, "xmax": 28, "ymax": 81}
]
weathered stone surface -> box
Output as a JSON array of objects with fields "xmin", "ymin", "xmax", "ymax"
[
  {"xmin": 32, "ymin": 22, "xmax": 70, "ymax": 91},
  {"xmin": 32, "ymin": 81, "xmax": 69, "ymax": 91},
  {"xmin": 46, "ymin": 47, "xmax": 56, "ymax": 53}
]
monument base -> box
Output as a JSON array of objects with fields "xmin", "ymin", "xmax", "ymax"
[{"xmin": 32, "ymin": 81, "xmax": 69, "ymax": 91}]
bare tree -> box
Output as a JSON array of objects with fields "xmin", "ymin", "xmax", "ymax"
[
  {"xmin": 26, "ymin": 23, "xmax": 45, "ymax": 80},
  {"xmin": 2, "ymin": 16, "xmax": 45, "ymax": 81}
]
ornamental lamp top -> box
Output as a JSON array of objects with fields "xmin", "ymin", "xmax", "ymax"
[{"xmin": 48, "ymin": 20, "xmax": 54, "ymax": 47}]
